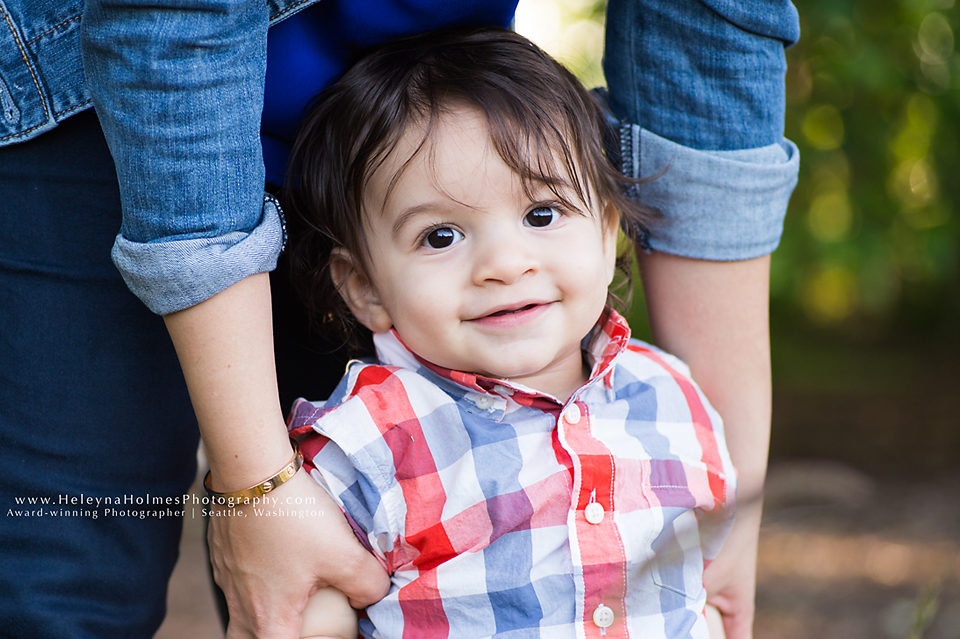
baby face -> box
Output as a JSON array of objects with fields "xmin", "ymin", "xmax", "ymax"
[{"xmin": 336, "ymin": 107, "xmax": 618, "ymax": 400}]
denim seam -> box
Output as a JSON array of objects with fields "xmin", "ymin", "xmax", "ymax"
[
  {"xmin": 0, "ymin": 3, "xmax": 49, "ymax": 142},
  {"xmin": 270, "ymin": 0, "xmax": 313, "ymax": 23},
  {"xmin": 265, "ymin": 192, "xmax": 288, "ymax": 250},
  {"xmin": 0, "ymin": 120, "xmax": 45, "ymax": 142},
  {"xmin": 54, "ymin": 99, "xmax": 91, "ymax": 119},
  {"xmin": 25, "ymin": 13, "xmax": 81, "ymax": 45}
]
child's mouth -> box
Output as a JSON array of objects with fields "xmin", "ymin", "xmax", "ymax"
[
  {"xmin": 488, "ymin": 303, "xmax": 539, "ymax": 317},
  {"xmin": 469, "ymin": 301, "xmax": 552, "ymax": 328}
]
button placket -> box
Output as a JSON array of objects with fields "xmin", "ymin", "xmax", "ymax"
[{"xmin": 558, "ymin": 398, "xmax": 625, "ymax": 636}]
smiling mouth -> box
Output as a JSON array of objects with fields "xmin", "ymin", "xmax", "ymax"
[
  {"xmin": 487, "ymin": 303, "xmax": 539, "ymax": 318},
  {"xmin": 468, "ymin": 301, "xmax": 551, "ymax": 328}
]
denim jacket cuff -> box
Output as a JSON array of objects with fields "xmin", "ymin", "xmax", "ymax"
[
  {"xmin": 111, "ymin": 193, "xmax": 286, "ymax": 315},
  {"xmin": 633, "ymin": 129, "xmax": 800, "ymax": 261}
]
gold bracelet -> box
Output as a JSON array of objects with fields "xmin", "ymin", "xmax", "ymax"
[{"xmin": 203, "ymin": 440, "xmax": 303, "ymax": 506}]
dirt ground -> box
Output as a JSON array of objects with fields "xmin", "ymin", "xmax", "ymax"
[{"xmin": 755, "ymin": 463, "xmax": 960, "ymax": 639}]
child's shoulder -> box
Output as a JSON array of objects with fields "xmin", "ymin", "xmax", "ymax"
[
  {"xmin": 287, "ymin": 358, "xmax": 451, "ymax": 438},
  {"xmin": 612, "ymin": 338, "xmax": 722, "ymax": 426}
]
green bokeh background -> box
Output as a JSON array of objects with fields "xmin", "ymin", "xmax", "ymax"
[{"xmin": 776, "ymin": 0, "xmax": 958, "ymax": 339}]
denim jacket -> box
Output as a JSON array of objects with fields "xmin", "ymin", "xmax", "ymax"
[{"xmin": 1, "ymin": 0, "xmax": 312, "ymax": 314}]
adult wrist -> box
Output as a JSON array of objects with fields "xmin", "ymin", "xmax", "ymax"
[{"xmin": 205, "ymin": 439, "xmax": 302, "ymax": 506}]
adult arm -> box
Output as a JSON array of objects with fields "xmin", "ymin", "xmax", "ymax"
[
  {"xmin": 604, "ymin": 2, "xmax": 800, "ymax": 636},
  {"xmin": 164, "ymin": 274, "xmax": 388, "ymax": 638},
  {"xmin": 638, "ymin": 252, "xmax": 770, "ymax": 639},
  {"xmin": 80, "ymin": 0, "xmax": 388, "ymax": 635}
]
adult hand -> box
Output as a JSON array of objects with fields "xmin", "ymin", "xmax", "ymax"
[
  {"xmin": 703, "ymin": 499, "xmax": 762, "ymax": 639},
  {"xmin": 209, "ymin": 469, "xmax": 390, "ymax": 639}
]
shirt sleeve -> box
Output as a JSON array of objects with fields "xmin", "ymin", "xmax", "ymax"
[
  {"xmin": 302, "ymin": 432, "xmax": 392, "ymax": 566},
  {"xmin": 81, "ymin": 0, "xmax": 282, "ymax": 314},
  {"xmin": 627, "ymin": 340, "xmax": 737, "ymax": 563},
  {"xmin": 654, "ymin": 345, "xmax": 737, "ymax": 561},
  {"xmin": 289, "ymin": 394, "xmax": 406, "ymax": 570}
]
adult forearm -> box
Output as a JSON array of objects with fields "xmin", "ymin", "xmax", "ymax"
[
  {"xmin": 163, "ymin": 273, "xmax": 291, "ymax": 486},
  {"xmin": 638, "ymin": 250, "xmax": 771, "ymax": 639},
  {"xmin": 637, "ymin": 252, "xmax": 771, "ymax": 497},
  {"xmin": 165, "ymin": 273, "xmax": 390, "ymax": 639}
]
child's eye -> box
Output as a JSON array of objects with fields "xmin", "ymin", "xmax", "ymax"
[
  {"xmin": 524, "ymin": 206, "xmax": 560, "ymax": 228},
  {"xmin": 423, "ymin": 226, "xmax": 464, "ymax": 249}
]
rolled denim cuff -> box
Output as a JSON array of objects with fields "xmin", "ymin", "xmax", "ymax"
[
  {"xmin": 637, "ymin": 129, "xmax": 800, "ymax": 261},
  {"xmin": 112, "ymin": 194, "xmax": 285, "ymax": 315}
]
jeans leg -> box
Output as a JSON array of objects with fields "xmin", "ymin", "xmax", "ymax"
[{"xmin": 0, "ymin": 110, "xmax": 200, "ymax": 638}]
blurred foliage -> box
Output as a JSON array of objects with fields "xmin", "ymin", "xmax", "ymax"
[
  {"xmin": 519, "ymin": 0, "xmax": 960, "ymax": 344},
  {"xmin": 777, "ymin": 0, "xmax": 959, "ymax": 342}
]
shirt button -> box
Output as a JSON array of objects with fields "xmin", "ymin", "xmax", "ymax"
[
  {"xmin": 474, "ymin": 395, "xmax": 494, "ymax": 410},
  {"xmin": 585, "ymin": 502, "xmax": 605, "ymax": 525},
  {"xmin": 593, "ymin": 604, "xmax": 614, "ymax": 629},
  {"xmin": 562, "ymin": 403, "xmax": 581, "ymax": 424},
  {"xmin": 493, "ymin": 384, "xmax": 513, "ymax": 396}
]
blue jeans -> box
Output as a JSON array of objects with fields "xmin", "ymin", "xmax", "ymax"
[
  {"xmin": 603, "ymin": 0, "xmax": 801, "ymax": 260},
  {"xmin": 0, "ymin": 110, "xmax": 201, "ymax": 637}
]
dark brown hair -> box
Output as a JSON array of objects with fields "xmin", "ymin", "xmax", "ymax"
[{"xmin": 283, "ymin": 26, "xmax": 656, "ymax": 350}]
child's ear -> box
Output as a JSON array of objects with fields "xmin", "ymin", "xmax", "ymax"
[{"xmin": 329, "ymin": 249, "xmax": 394, "ymax": 334}]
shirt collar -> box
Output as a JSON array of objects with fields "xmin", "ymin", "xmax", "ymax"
[{"xmin": 372, "ymin": 307, "xmax": 632, "ymax": 406}]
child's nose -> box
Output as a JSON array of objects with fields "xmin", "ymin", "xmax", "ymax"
[{"xmin": 471, "ymin": 230, "xmax": 539, "ymax": 286}]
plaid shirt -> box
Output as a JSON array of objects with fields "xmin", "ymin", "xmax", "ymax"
[{"xmin": 288, "ymin": 310, "xmax": 735, "ymax": 639}]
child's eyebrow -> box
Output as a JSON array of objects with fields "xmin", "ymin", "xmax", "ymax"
[
  {"xmin": 523, "ymin": 173, "xmax": 585, "ymax": 200},
  {"xmin": 391, "ymin": 203, "xmax": 441, "ymax": 239}
]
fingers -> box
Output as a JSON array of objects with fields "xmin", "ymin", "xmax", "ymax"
[
  {"xmin": 208, "ymin": 471, "xmax": 389, "ymax": 638},
  {"xmin": 707, "ymin": 582, "xmax": 756, "ymax": 639}
]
